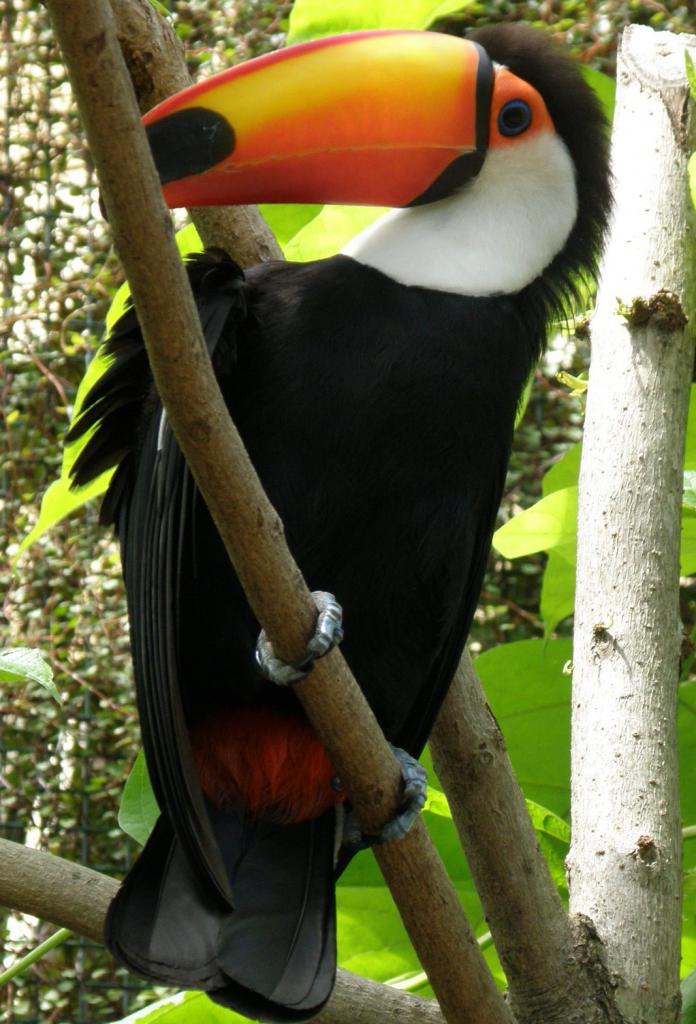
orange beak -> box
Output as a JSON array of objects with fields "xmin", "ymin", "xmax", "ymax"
[{"xmin": 143, "ymin": 31, "xmax": 494, "ymax": 209}]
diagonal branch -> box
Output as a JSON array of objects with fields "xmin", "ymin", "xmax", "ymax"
[
  {"xmin": 0, "ymin": 838, "xmax": 443, "ymax": 1024},
  {"xmin": 43, "ymin": 2, "xmax": 512, "ymax": 1022},
  {"xmin": 430, "ymin": 652, "xmax": 621, "ymax": 1024}
]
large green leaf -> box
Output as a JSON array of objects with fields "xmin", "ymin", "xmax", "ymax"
[
  {"xmin": 107, "ymin": 990, "xmax": 246, "ymax": 1023},
  {"xmin": 476, "ymin": 638, "xmax": 573, "ymax": 816},
  {"xmin": 259, "ymin": 204, "xmax": 323, "ymax": 249},
  {"xmin": 493, "ymin": 485, "xmax": 578, "ymax": 561},
  {"xmin": 18, "ymin": 350, "xmax": 120, "ymax": 554},
  {"xmin": 287, "ymin": 0, "xmax": 473, "ymax": 44},
  {"xmin": 285, "ymin": 205, "xmax": 387, "ymax": 262}
]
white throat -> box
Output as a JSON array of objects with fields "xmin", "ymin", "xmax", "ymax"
[{"xmin": 342, "ymin": 133, "xmax": 578, "ymax": 297}]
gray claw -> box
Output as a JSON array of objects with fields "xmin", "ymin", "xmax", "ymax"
[
  {"xmin": 255, "ymin": 591, "xmax": 344, "ymax": 686},
  {"xmin": 342, "ymin": 745, "xmax": 427, "ymax": 850}
]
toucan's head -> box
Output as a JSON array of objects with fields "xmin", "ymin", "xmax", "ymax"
[{"xmin": 144, "ymin": 25, "xmax": 610, "ymax": 300}]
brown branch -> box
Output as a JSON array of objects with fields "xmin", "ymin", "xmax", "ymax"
[
  {"xmin": 109, "ymin": 0, "xmax": 282, "ymax": 265},
  {"xmin": 44, "ymin": 3, "xmax": 512, "ymax": 1021},
  {"xmin": 430, "ymin": 652, "xmax": 621, "ymax": 1024},
  {"xmin": 0, "ymin": 838, "xmax": 443, "ymax": 1024}
]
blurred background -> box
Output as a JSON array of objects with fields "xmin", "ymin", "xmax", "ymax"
[{"xmin": 1, "ymin": 1, "xmax": 692, "ymax": 1021}]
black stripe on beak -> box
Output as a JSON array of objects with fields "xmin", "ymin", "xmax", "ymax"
[
  {"xmin": 146, "ymin": 108, "xmax": 236, "ymax": 186},
  {"xmin": 407, "ymin": 42, "xmax": 492, "ymax": 207}
]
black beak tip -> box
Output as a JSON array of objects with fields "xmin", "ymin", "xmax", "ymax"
[{"xmin": 145, "ymin": 107, "xmax": 236, "ymax": 186}]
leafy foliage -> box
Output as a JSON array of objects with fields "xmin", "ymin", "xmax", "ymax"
[
  {"xmin": 494, "ymin": 387, "xmax": 696, "ymax": 633},
  {"xmin": 0, "ymin": 648, "xmax": 60, "ymax": 703}
]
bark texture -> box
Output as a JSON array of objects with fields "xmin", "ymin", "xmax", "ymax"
[
  {"xmin": 569, "ymin": 25, "xmax": 696, "ymax": 1024},
  {"xmin": 44, "ymin": 3, "xmax": 512, "ymax": 1021}
]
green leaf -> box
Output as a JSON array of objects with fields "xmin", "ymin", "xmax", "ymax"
[
  {"xmin": 556, "ymin": 370, "xmax": 587, "ymax": 397},
  {"xmin": 107, "ymin": 990, "xmax": 247, "ymax": 1023},
  {"xmin": 525, "ymin": 800, "xmax": 570, "ymax": 844},
  {"xmin": 540, "ymin": 546, "xmax": 576, "ymax": 634},
  {"xmin": 288, "ymin": 0, "xmax": 473, "ymax": 44},
  {"xmin": 18, "ymin": 348, "xmax": 118, "ymax": 555},
  {"xmin": 424, "ymin": 784, "xmax": 452, "ymax": 817},
  {"xmin": 684, "ymin": 386, "xmax": 696, "ymax": 470},
  {"xmin": 146, "ymin": 0, "xmax": 172, "ymax": 18},
  {"xmin": 682, "ymin": 509, "xmax": 696, "ymax": 577},
  {"xmin": 581, "ymin": 66, "xmax": 615, "ymax": 123},
  {"xmin": 284, "ymin": 205, "xmax": 387, "ymax": 262},
  {"xmin": 688, "ymin": 154, "xmax": 696, "ymax": 216},
  {"xmin": 476, "ymin": 639, "xmax": 573, "ymax": 816},
  {"xmin": 543, "ymin": 444, "xmax": 581, "ymax": 497},
  {"xmin": 685, "ymin": 471, "xmax": 696, "ymax": 511},
  {"xmin": 493, "ymin": 485, "xmax": 578, "ymax": 560},
  {"xmin": 682, "ymin": 967, "xmax": 696, "ymax": 1024},
  {"xmin": 496, "ymin": 405, "xmax": 696, "ymax": 632},
  {"xmin": 118, "ymin": 750, "xmax": 159, "ymax": 845},
  {"xmin": 0, "ymin": 648, "xmax": 60, "ymax": 703},
  {"xmin": 20, "ymin": 225, "xmax": 205, "ymax": 553},
  {"xmin": 686, "ymin": 51, "xmax": 696, "ymax": 103},
  {"xmin": 259, "ymin": 204, "xmax": 323, "ymax": 249}
]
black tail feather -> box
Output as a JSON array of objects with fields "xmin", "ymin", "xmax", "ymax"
[{"xmin": 105, "ymin": 806, "xmax": 337, "ymax": 1023}]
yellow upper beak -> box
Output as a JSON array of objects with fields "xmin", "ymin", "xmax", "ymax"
[{"xmin": 143, "ymin": 31, "xmax": 493, "ymax": 209}]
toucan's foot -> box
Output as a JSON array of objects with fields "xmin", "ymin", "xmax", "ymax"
[
  {"xmin": 255, "ymin": 591, "xmax": 344, "ymax": 686},
  {"xmin": 342, "ymin": 746, "xmax": 427, "ymax": 851}
]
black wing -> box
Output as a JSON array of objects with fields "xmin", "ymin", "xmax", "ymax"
[{"xmin": 70, "ymin": 249, "xmax": 246, "ymax": 901}]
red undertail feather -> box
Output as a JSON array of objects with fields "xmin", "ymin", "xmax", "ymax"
[{"xmin": 189, "ymin": 707, "xmax": 346, "ymax": 823}]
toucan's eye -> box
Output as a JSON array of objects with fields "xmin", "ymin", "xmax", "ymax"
[{"xmin": 498, "ymin": 100, "xmax": 532, "ymax": 137}]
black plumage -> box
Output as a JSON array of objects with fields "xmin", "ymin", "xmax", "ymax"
[{"xmin": 67, "ymin": 24, "xmax": 611, "ymax": 1023}]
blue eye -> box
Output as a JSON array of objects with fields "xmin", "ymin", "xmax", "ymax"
[{"xmin": 498, "ymin": 100, "xmax": 532, "ymax": 137}]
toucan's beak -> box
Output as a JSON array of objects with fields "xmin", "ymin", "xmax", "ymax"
[{"xmin": 143, "ymin": 31, "xmax": 493, "ymax": 210}]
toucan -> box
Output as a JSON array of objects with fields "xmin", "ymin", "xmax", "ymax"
[{"xmin": 68, "ymin": 23, "xmax": 611, "ymax": 1024}]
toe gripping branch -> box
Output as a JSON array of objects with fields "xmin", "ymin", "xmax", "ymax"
[
  {"xmin": 255, "ymin": 591, "xmax": 345, "ymax": 686},
  {"xmin": 255, "ymin": 593, "xmax": 426, "ymax": 846},
  {"xmin": 342, "ymin": 745, "xmax": 428, "ymax": 851}
]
